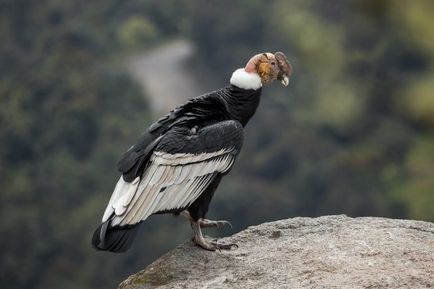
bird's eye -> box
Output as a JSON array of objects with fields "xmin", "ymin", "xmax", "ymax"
[{"xmin": 271, "ymin": 62, "xmax": 276, "ymax": 66}]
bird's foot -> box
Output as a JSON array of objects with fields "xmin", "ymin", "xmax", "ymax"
[
  {"xmin": 180, "ymin": 211, "xmax": 232, "ymax": 229},
  {"xmin": 192, "ymin": 235, "xmax": 238, "ymax": 251},
  {"xmin": 191, "ymin": 218, "xmax": 237, "ymax": 251},
  {"xmin": 199, "ymin": 219, "xmax": 232, "ymax": 229},
  {"xmin": 210, "ymin": 239, "xmax": 238, "ymax": 250}
]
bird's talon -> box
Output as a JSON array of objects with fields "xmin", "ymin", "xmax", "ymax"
[
  {"xmin": 199, "ymin": 219, "xmax": 233, "ymax": 229},
  {"xmin": 193, "ymin": 239, "xmax": 216, "ymax": 251},
  {"xmin": 209, "ymin": 241, "xmax": 238, "ymax": 250},
  {"xmin": 192, "ymin": 234, "xmax": 237, "ymax": 251},
  {"xmin": 222, "ymin": 221, "xmax": 233, "ymax": 229}
]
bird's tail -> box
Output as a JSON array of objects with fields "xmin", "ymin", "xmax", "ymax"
[{"xmin": 91, "ymin": 220, "xmax": 141, "ymax": 253}]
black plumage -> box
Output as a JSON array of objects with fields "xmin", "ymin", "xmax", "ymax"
[
  {"xmin": 92, "ymin": 51, "xmax": 292, "ymax": 252},
  {"xmin": 92, "ymin": 85, "xmax": 260, "ymax": 252},
  {"xmin": 118, "ymin": 85, "xmax": 260, "ymax": 182}
]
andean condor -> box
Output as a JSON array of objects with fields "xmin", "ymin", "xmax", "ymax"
[{"xmin": 92, "ymin": 52, "xmax": 292, "ymax": 251}]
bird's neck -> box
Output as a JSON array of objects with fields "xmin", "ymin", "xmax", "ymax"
[
  {"xmin": 230, "ymin": 68, "xmax": 262, "ymax": 90},
  {"xmin": 223, "ymin": 86, "xmax": 261, "ymax": 126},
  {"xmin": 220, "ymin": 68, "xmax": 262, "ymax": 126}
]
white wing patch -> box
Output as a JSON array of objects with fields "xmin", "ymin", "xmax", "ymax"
[{"xmin": 102, "ymin": 149, "xmax": 235, "ymax": 226}]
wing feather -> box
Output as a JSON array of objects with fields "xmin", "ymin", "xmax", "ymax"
[
  {"xmin": 114, "ymin": 166, "xmax": 157, "ymax": 225},
  {"xmin": 102, "ymin": 176, "xmax": 140, "ymax": 222},
  {"xmin": 120, "ymin": 177, "xmax": 155, "ymax": 225},
  {"xmin": 102, "ymin": 119, "xmax": 244, "ymax": 228},
  {"xmin": 109, "ymin": 149, "xmax": 235, "ymax": 227},
  {"xmin": 163, "ymin": 179, "xmax": 193, "ymax": 211},
  {"xmin": 180, "ymin": 174, "xmax": 214, "ymax": 208}
]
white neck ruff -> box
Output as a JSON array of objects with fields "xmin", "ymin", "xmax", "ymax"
[{"xmin": 230, "ymin": 68, "xmax": 262, "ymax": 90}]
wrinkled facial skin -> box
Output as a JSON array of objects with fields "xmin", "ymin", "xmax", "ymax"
[
  {"xmin": 257, "ymin": 53, "xmax": 280, "ymax": 85},
  {"xmin": 245, "ymin": 52, "xmax": 292, "ymax": 86}
]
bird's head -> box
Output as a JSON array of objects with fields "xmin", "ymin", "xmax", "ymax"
[
  {"xmin": 244, "ymin": 52, "xmax": 292, "ymax": 87},
  {"xmin": 231, "ymin": 51, "xmax": 292, "ymax": 90}
]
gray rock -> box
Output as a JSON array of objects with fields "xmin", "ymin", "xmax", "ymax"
[{"xmin": 118, "ymin": 215, "xmax": 434, "ymax": 289}]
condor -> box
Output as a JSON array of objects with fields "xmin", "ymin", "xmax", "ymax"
[{"xmin": 92, "ymin": 52, "xmax": 292, "ymax": 252}]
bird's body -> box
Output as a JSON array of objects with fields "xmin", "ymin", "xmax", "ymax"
[{"xmin": 92, "ymin": 52, "xmax": 292, "ymax": 252}]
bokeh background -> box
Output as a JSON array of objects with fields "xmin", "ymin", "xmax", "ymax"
[{"xmin": 1, "ymin": 0, "xmax": 434, "ymax": 288}]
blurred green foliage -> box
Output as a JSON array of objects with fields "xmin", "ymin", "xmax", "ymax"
[
  {"xmin": 0, "ymin": 1, "xmax": 188, "ymax": 288},
  {"xmin": 1, "ymin": 0, "xmax": 433, "ymax": 289},
  {"xmin": 190, "ymin": 0, "xmax": 434, "ymax": 225}
]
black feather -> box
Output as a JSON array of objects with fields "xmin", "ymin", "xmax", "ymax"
[
  {"xmin": 116, "ymin": 85, "xmax": 260, "ymax": 182},
  {"xmin": 117, "ymin": 134, "xmax": 163, "ymax": 182},
  {"xmin": 117, "ymin": 132, "xmax": 153, "ymax": 173},
  {"xmin": 92, "ymin": 84, "xmax": 262, "ymax": 253},
  {"xmin": 92, "ymin": 221, "xmax": 141, "ymax": 253},
  {"xmin": 155, "ymin": 120, "xmax": 243, "ymax": 155}
]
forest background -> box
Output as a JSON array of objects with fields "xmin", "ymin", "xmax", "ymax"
[{"xmin": 1, "ymin": 1, "xmax": 434, "ymax": 288}]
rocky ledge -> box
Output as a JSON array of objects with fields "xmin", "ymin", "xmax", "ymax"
[{"xmin": 119, "ymin": 215, "xmax": 434, "ymax": 289}]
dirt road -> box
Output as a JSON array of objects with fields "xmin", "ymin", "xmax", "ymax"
[{"xmin": 126, "ymin": 40, "xmax": 204, "ymax": 115}]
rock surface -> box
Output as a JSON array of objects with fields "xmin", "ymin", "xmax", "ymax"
[{"xmin": 118, "ymin": 215, "xmax": 434, "ymax": 289}]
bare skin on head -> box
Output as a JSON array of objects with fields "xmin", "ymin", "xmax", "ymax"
[{"xmin": 245, "ymin": 52, "xmax": 292, "ymax": 86}]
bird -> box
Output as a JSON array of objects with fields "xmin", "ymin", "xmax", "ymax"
[{"xmin": 91, "ymin": 51, "xmax": 292, "ymax": 252}]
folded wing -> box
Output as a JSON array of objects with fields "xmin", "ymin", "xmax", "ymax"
[{"xmin": 102, "ymin": 120, "xmax": 243, "ymax": 227}]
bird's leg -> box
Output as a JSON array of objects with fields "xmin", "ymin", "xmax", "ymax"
[
  {"xmin": 180, "ymin": 211, "xmax": 232, "ymax": 229},
  {"xmin": 190, "ymin": 219, "xmax": 237, "ymax": 251},
  {"xmin": 191, "ymin": 219, "xmax": 215, "ymax": 251}
]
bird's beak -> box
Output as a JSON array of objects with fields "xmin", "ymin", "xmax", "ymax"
[
  {"xmin": 274, "ymin": 51, "xmax": 292, "ymax": 87},
  {"xmin": 280, "ymin": 75, "xmax": 289, "ymax": 87}
]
